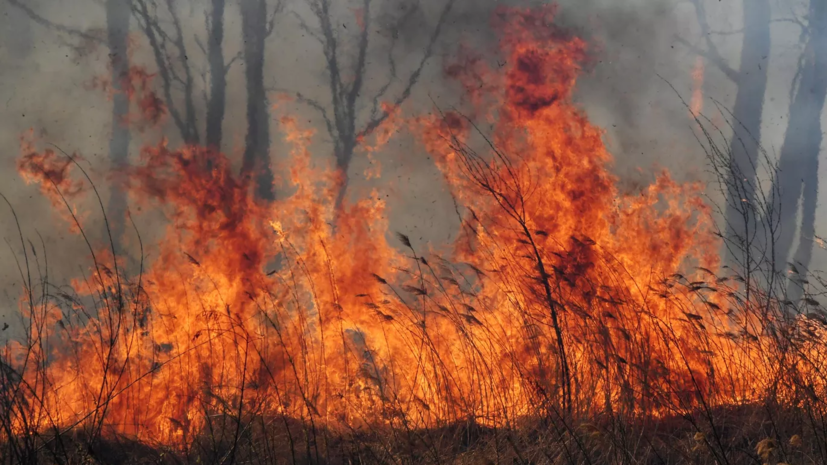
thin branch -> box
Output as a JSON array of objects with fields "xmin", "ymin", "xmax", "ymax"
[
  {"xmin": 5, "ymin": 0, "xmax": 105, "ymax": 44},
  {"xmin": 674, "ymin": 36, "xmax": 740, "ymax": 83},
  {"xmin": 358, "ymin": 0, "xmax": 457, "ymax": 140},
  {"xmin": 681, "ymin": 0, "xmax": 740, "ymax": 83}
]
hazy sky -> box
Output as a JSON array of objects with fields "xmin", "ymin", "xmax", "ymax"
[{"xmin": 0, "ymin": 0, "xmax": 824, "ymax": 331}]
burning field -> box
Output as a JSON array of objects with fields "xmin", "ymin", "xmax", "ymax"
[{"xmin": 2, "ymin": 3, "xmax": 827, "ymax": 465}]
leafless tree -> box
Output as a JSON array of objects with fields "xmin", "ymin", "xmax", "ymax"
[
  {"xmin": 106, "ymin": 0, "xmax": 131, "ymax": 243},
  {"xmin": 683, "ymin": 0, "xmax": 771, "ymax": 271},
  {"xmin": 291, "ymin": 0, "xmax": 456, "ymax": 215},
  {"xmin": 130, "ymin": 0, "xmax": 281, "ymax": 201},
  {"xmin": 771, "ymin": 0, "xmax": 827, "ymax": 301},
  {"xmin": 130, "ymin": 0, "xmax": 214, "ymax": 145},
  {"xmin": 239, "ymin": 0, "xmax": 281, "ymax": 201},
  {"xmin": 5, "ymin": 0, "xmax": 132, "ymax": 244},
  {"xmin": 205, "ymin": 0, "xmax": 227, "ymax": 150}
]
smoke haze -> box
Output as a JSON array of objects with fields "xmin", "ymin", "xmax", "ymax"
[{"xmin": 0, "ymin": 0, "xmax": 824, "ymax": 332}]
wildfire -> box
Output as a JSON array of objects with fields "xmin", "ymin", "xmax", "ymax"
[
  {"xmin": 690, "ymin": 56, "xmax": 705, "ymax": 117},
  {"xmin": 86, "ymin": 65, "xmax": 167, "ymax": 129},
  {"xmin": 5, "ymin": 4, "xmax": 825, "ymax": 454}
]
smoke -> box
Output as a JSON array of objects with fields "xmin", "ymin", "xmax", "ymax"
[
  {"xmin": 367, "ymin": 0, "xmax": 740, "ymax": 188},
  {"xmin": 0, "ymin": 0, "xmax": 825, "ymax": 332}
]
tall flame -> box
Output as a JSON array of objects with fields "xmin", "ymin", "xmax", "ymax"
[{"xmin": 5, "ymin": 4, "xmax": 826, "ymax": 453}]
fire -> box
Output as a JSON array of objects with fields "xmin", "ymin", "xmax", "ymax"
[
  {"xmin": 5, "ymin": 3, "xmax": 826, "ymax": 454},
  {"xmin": 17, "ymin": 133, "xmax": 88, "ymax": 233},
  {"xmin": 690, "ymin": 56, "xmax": 705, "ymax": 117},
  {"xmin": 86, "ymin": 65, "xmax": 167, "ymax": 128},
  {"xmin": 413, "ymin": 5, "xmax": 728, "ymax": 417}
]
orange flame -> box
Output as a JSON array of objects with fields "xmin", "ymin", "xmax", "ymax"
[
  {"xmin": 87, "ymin": 65, "xmax": 167, "ymax": 129},
  {"xmin": 6, "ymin": 4, "xmax": 825, "ymax": 451},
  {"xmin": 690, "ymin": 56, "xmax": 705, "ymax": 117},
  {"xmin": 17, "ymin": 133, "xmax": 88, "ymax": 233}
]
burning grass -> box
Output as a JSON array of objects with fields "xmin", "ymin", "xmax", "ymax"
[{"xmin": 3, "ymin": 5, "xmax": 827, "ymax": 465}]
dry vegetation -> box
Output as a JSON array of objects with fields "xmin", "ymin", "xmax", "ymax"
[{"xmin": 3, "ymin": 5, "xmax": 827, "ymax": 465}]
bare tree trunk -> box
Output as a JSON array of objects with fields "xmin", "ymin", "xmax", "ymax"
[
  {"xmin": 205, "ymin": 0, "xmax": 226, "ymax": 149},
  {"xmin": 333, "ymin": 141, "xmax": 356, "ymax": 212},
  {"xmin": 106, "ymin": 0, "xmax": 131, "ymax": 245},
  {"xmin": 240, "ymin": 0, "xmax": 274, "ymax": 201},
  {"xmin": 774, "ymin": 0, "xmax": 827, "ymax": 299},
  {"xmin": 722, "ymin": 0, "xmax": 771, "ymax": 269},
  {"xmin": 131, "ymin": 0, "xmax": 199, "ymax": 144},
  {"xmin": 306, "ymin": 0, "xmax": 454, "ymax": 217},
  {"xmin": 789, "ymin": 151, "xmax": 820, "ymax": 300}
]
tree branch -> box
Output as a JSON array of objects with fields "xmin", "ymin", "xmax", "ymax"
[
  {"xmin": 358, "ymin": 0, "xmax": 456, "ymax": 140},
  {"xmin": 675, "ymin": 36, "xmax": 740, "ymax": 84},
  {"xmin": 5, "ymin": 0, "xmax": 105, "ymax": 44},
  {"xmin": 682, "ymin": 0, "xmax": 741, "ymax": 84}
]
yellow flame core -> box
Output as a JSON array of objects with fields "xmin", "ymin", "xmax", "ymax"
[{"xmin": 7, "ymin": 5, "xmax": 826, "ymax": 449}]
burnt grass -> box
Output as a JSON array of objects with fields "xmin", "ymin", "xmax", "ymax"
[
  {"xmin": 3, "ymin": 402, "xmax": 823, "ymax": 464},
  {"xmin": 4, "ymin": 97, "xmax": 827, "ymax": 465}
]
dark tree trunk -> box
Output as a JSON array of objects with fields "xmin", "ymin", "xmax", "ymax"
[
  {"xmin": 131, "ymin": 0, "xmax": 199, "ymax": 144},
  {"xmin": 722, "ymin": 0, "xmax": 771, "ymax": 269},
  {"xmin": 240, "ymin": 0, "xmax": 274, "ymax": 201},
  {"xmin": 789, "ymin": 151, "xmax": 820, "ymax": 300},
  {"xmin": 334, "ymin": 140, "xmax": 356, "ymax": 213},
  {"xmin": 774, "ymin": 0, "xmax": 827, "ymax": 299},
  {"xmin": 311, "ymin": 0, "xmax": 454, "ymax": 217},
  {"xmin": 105, "ymin": 0, "xmax": 131, "ymax": 244},
  {"xmin": 205, "ymin": 0, "xmax": 226, "ymax": 149}
]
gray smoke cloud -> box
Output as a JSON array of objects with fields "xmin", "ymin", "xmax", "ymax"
[{"xmin": 0, "ymin": 0, "xmax": 824, "ymax": 333}]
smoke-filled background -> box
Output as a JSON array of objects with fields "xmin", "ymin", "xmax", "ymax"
[{"xmin": 0, "ymin": 0, "xmax": 824, "ymax": 333}]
